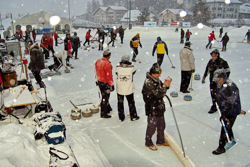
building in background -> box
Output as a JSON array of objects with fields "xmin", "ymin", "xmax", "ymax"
[{"xmin": 158, "ymin": 9, "xmax": 193, "ymax": 25}]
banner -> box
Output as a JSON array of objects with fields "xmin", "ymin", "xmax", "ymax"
[
  {"xmin": 170, "ymin": 22, "xmax": 179, "ymax": 26},
  {"xmin": 144, "ymin": 22, "xmax": 157, "ymax": 27},
  {"xmin": 183, "ymin": 22, "xmax": 191, "ymax": 27}
]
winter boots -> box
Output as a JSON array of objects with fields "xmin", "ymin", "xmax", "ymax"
[
  {"xmin": 131, "ymin": 116, "xmax": 140, "ymax": 121},
  {"xmin": 208, "ymin": 104, "xmax": 217, "ymax": 114},
  {"xmin": 156, "ymin": 141, "xmax": 169, "ymax": 146},
  {"xmin": 212, "ymin": 147, "xmax": 226, "ymax": 155}
]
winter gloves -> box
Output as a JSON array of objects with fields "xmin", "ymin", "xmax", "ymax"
[
  {"xmin": 110, "ymin": 85, "xmax": 115, "ymax": 92},
  {"xmin": 202, "ymin": 77, "xmax": 206, "ymax": 84}
]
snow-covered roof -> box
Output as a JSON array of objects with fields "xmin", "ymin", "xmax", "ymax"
[
  {"xmin": 120, "ymin": 10, "xmax": 141, "ymax": 22},
  {"xmin": 206, "ymin": 0, "xmax": 242, "ymax": 4},
  {"xmin": 107, "ymin": 6, "xmax": 127, "ymax": 11},
  {"xmin": 240, "ymin": 3, "xmax": 250, "ymax": 14},
  {"xmin": 72, "ymin": 19, "xmax": 97, "ymax": 25},
  {"xmin": 160, "ymin": 9, "xmax": 192, "ymax": 16},
  {"xmin": 92, "ymin": 7, "xmax": 108, "ymax": 15}
]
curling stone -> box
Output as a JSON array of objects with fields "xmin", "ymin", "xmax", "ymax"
[
  {"xmin": 82, "ymin": 109, "xmax": 92, "ymax": 117},
  {"xmin": 65, "ymin": 69, "xmax": 70, "ymax": 73},
  {"xmin": 91, "ymin": 46, "xmax": 95, "ymax": 49},
  {"xmin": 90, "ymin": 105, "xmax": 99, "ymax": 114},
  {"xmin": 71, "ymin": 107, "xmax": 82, "ymax": 120},
  {"xmin": 29, "ymin": 73, "xmax": 34, "ymax": 79},
  {"xmin": 184, "ymin": 94, "xmax": 192, "ymax": 101},
  {"xmin": 55, "ymin": 71, "xmax": 61, "ymax": 75},
  {"xmin": 194, "ymin": 74, "xmax": 201, "ymax": 80},
  {"xmin": 48, "ymin": 71, "xmax": 54, "ymax": 76},
  {"xmin": 41, "ymin": 73, "xmax": 48, "ymax": 78},
  {"xmin": 170, "ymin": 91, "xmax": 178, "ymax": 97}
]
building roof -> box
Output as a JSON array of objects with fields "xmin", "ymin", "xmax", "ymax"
[
  {"xmin": 240, "ymin": 3, "xmax": 250, "ymax": 14},
  {"xmin": 92, "ymin": 7, "xmax": 108, "ymax": 15},
  {"xmin": 120, "ymin": 10, "xmax": 141, "ymax": 22},
  {"xmin": 206, "ymin": 0, "xmax": 242, "ymax": 4},
  {"xmin": 107, "ymin": 6, "xmax": 127, "ymax": 11}
]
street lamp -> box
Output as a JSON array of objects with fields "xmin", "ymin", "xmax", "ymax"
[{"xmin": 68, "ymin": 0, "xmax": 70, "ymax": 20}]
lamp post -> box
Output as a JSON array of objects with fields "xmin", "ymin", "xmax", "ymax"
[{"xmin": 68, "ymin": 0, "xmax": 70, "ymax": 20}]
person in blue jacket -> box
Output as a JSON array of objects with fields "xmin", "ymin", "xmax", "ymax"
[
  {"xmin": 212, "ymin": 69, "xmax": 241, "ymax": 155},
  {"xmin": 152, "ymin": 37, "xmax": 168, "ymax": 67}
]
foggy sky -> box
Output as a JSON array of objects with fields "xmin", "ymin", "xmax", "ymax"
[{"xmin": 0, "ymin": 0, "xmax": 90, "ymax": 19}]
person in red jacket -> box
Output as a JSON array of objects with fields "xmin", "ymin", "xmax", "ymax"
[
  {"xmin": 64, "ymin": 33, "xmax": 73, "ymax": 68},
  {"xmin": 83, "ymin": 29, "xmax": 92, "ymax": 46},
  {"xmin": 95, "ymin": 49, "xmax": 114, "ymax": 118},
  {"xmin": 206, "ymin": 31, "xmax": 216, "ymax": 49},
  {"xmin": 48, "ymin": 33, "xmax": 55, "ymax": 56},
  {"xmin": 40, "ymin": 32, "xmax": 50, "ymax": 59},
  {"xmin": 185, "ymin": 29, "xmax": 192, "ymax": 42},
  {"xmin": 54, "ymin": 30, "xmax": 59, "ymax": 46},
  {"xmin": 19, "ymin": 27, "xmax": 23, "ymax": 40}
]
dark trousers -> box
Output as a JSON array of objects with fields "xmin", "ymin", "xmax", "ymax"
[
  {"xmin": 180, "ymin": 70, "xmax": 192, "ymax": 92},
  {"xmin": 180, "ymin": 37, "xmax": 184, "ymax": 43},
  {"xmin": 98, "ymin": 38, "xmax": 105, "ymax": 50},
  {"xmin": 72, "ymin": 47, "xmax": 78, "ymax": 59},
  {"xmin": 55, "ymin": 38, "xmax": 58, "ymax": 46},
  {"xmin": 117, "ymin": 93, "xmax": 137, "ymax": 120},
  {"xmin": 120, "ymin": 36, "xmax": 124, "ymax": 44},
  {"xmin": 43, "ymin": 48, "xmax": 49, "ymax": 59},
  {"xmin": 222, "ymin": 42, "xmax": 227, "ymax": 51},
  {"xmin": 108, "ymin": 39, "xmax": 115, "ymax": 46},
  {"xmin": 210, "ymin": 81, "xmax": 218, "ymax": 111},
  {"xmin": 206, "ymin": 40, "xmax": 213, "ymax": 49},
  {"xmin": 33, "ymin": 36, "xmax": 36, "ymax": 43},
  {"xmin": 157, "ymin": 54, "xmax": 164, "ymax": 66},
  {"xmin": 98, "ymin": 81, "xmax": 112, "ymax": 117},
  {"xmin": 83, "ymin": 39, "xmax": 90, "ymax": 46},
  {"xmin": 32, "ymin": 70, "xmax": 42, "ymax": 83},
  {"xmin": 145, "ymin": 116, "xmax": 166, "ymax": 146},
  {"xmin": 219, "ymin": 115, "xmax": 237, "ymax": 148},
  {"xmin": 48, "ymin": 45, "xmax": 55, "ymax": 56},
  {"xmin": 132, "ymin": 48, "xmax": 138, "ymax": 60}
]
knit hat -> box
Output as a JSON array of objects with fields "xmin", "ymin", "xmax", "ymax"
[
  {"xmin": 210, "ymin": 49, "xmax": 220, "ymax": 57},
  {"xmin": 150, "ymin": 63, "xmax": 162, "ymax": 74},
  {"xmin": 213, "ymin": 69, "xmax": 227, "ymax": 82},
  {"xmin": 185, "ymin": 41, "xmax": 191, "ymax": 47},
  {"xmin": 103, "ymin": 49, "xmax": 111, "ymax": 57},
  {"xmin": 157, "ymin": 37, "xmax": 161, "ymax": 41},
  {"xmin": 121, "ymin": 54, "xmax": 130, "ymax": 62}
]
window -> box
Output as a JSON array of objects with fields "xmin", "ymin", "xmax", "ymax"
[
  {"xmin": 212, "ymin": 7, "xmax": 216, "ymax": 10},
  {"xmin": 223, "ymin": 8, "xmax": 225, "ymax": 12},
  {"xmin": 218, "ymin": 7, "xmax": 222, "ymax": 11},
  {"xmin": 217, "ymin": 14, "xmax": 222, "ymax": 17},
  {"xmin": 227, "ymin": 8, "xmax": 230, "ymax": 11},
  {"xmin": 223, "ymin": 14, "xmax": 225, "ymax": 18}
]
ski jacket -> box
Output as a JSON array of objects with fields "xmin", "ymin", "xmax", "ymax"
[
  {"xmin": 32, "ymin": 29, "xmax": 36, "ymax": 38},
  {"xmin": 114, "ymin": 29, "xmax": 117, "ymax": 35},
  {"xmin": 19, "ymin": 29, "xmax": 23, "ymax": 36},
  {"xmin": 203, "ymin": 57, "xmax": 230, "ymax": 82},
  {"xmin": 186, "ymin": 31, "xmax": 192, "ymax": 38},
  {"xmin": 152, "ymin": 40, "xmax": 168, "ymax": 55},
  {"xmin": 85, "ymin": 31, "xmax": 92, "ymax": 39},
  {"xmin": 54, "ymin": 50, "xmax": 69, "ymax": 68},
  {"xmin": 72, "ymin": 35, "xmax": 80, "ymax": 49},
  {"xmin": 97, "ymin": 29, "xmax": 107, "ymax": 40},
  {"xmin": 110, "ymin": 31, "xmax": 116, "ymax": 41},
  {"xmin": 64, "ymin": 37, "xmax": 71, "ymax": 51},
  {"xmin": 181, "ymin": 29, "xmax": 185, "ymax": 38},
  {"xmin": 115, "ymin": 62, "xmax": 136, "ymax": 95},
  {"xmin": 54, "ymin": 31, "xmax": 59, "ymax": 39},
  {"xmin": 40, "ymin": 35, "xmax": 49, "ymax": 48},
  {"xmin": 130, "ymin": 36, "xmax": 141, "ymax": 48},
  {"xmin": 245, "ymin": 32, "xmax": 250, "ymax": 38},
  {"xmin": 208, "ymin": 32, "xmax": 216, "ymax": 41},
  {"xmin": 179, "ymin": 46, "xmax": 195, "ymax": 71},
  {"xmin": 48, "ymin": 35, "xmax": 53, "ymax": 46},
  {"xmin": 221, "ymin": 35, "xmax": 229, "ymax": 43},
  {"xmin": 216, "ymin": 77, "xmax": 241, "ymax": 116},
  {"xmin": 118, "ymin": 27, "xmax": 125, "ymax": 36},
  {"xmin": 28, "ymin": 44, "xmax": 45, "ymax": 72},
  {"xmin": 142, "ymin": 72, "xmax": 168, "ymax": 117},
  {"xmin": 95, "ymin": 57, "xmax": 114, "ymax": 86}
]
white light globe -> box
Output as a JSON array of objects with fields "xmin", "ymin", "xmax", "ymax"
[
  {"xmin": 225, "ymin": 0, "xmax": 231, "ymax": 4},
  {"xmin": 50, "ymin": 16, "xmax": 61, "ymax": 26},
  {"xmin": 180, "ymin": 11, "xmax": 187, "ymax": 17},
  {"xmin": 197, "ymin": 23, "xmax": 204, "ymax": 29}
]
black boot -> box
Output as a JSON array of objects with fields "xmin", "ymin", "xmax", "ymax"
[
  {"xmin": 208, "ymin": 104, "xmax": 217, "ymax": 114},
  {"xmin": 212, "ymin": 147, "xmax": 226, "ymax": 155},
  {"xmin": 131, "ymin": 116, "xmax": 140, "ymax": 121},
  {"xmin": 39, "ymin": 81, "xmax": 46, "ymax": 88}
]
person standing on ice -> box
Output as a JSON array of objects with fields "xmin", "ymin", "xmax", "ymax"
[
  {"xmin": 221, "ymin": 32, "xmax": 229, "ymax": 51},
  {"xmin": 71, "ymin": 32, "xmax": 80, "ymax": 59},
  {"xmin": 64, "ymin": 33, "xmax": 73, "ymax": 67},
  {"xmin": 95, "ymin": 49, "xmax": 114, "ymax": 118},
  {"xmin": 142, "ymin": 63, "xmax": 172, "ymax": 151},
  {"xmin": 212, "ymin": 69, "xmax": 241, "ymax": 155},
  {"xmin": 185, "ymin": 29, "xmax": 192, "ymax": 42},
  {"xmin": 202, "ymin": 49, "xmax": 230, "ymax": 114},
  {"xmin": 54, "ymin": 30, "xmax": 59, "ymax": 46},
  {"xmin": 40, "ymin": 32, "xmax": 50, "ymax": 59},
  {"xmin": 115, "ymin": 54, "xmax": 139, "ymax": 121},
  {"xmin": 118, "ymin": 26, "xmax": 125, "ymax": 44},
  {"xmin": 83, "ymin": 29, "xmax": 91, "ymax": 46},
  {"xmin": 219, "ymin": 27, "xmax": 223, "ymax": 38},
  {"xmin": 206, "ymin": 31, "xmax": 216, "ymax": 49},
  {"xmin": 28, "ymin": 42, "xmax": 46, "ymax": 88},
  {"xmin": 180, "ymin": 28, "xmax": 185, "ymax": 43},
  {"xmin": 130, "ymin": 33, "xmax": 142, "ymax": 62},
  {"xmin": 179, "ymin": 41, "xmax": 195, "ymax": 93},
  {"xmin": 152, "ymin": 36, "xmax": 168, "ymax": 67},
  {"xmin": 108, "ymin": 28, "xmax": 116, "ymax": 47}
]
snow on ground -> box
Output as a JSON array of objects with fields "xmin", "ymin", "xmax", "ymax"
[{"xmin": 0, "ymin": 25, "xmax": 250, "ymax": 167}]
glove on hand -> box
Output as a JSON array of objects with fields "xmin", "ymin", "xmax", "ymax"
[
  {"xmin": 191, "ymin": 69, "xmax": 195, "ymax": 73},
  {"xmin": 95, "ymin": 81, "xmax": 99, "ymax": 86},
  {"xmin": 202, "ymin": 77, "xmax": 205, "ymax": 84},
  {"xmin": 110, "ymin": 85, "xmax": 115, "ymax": 92}
]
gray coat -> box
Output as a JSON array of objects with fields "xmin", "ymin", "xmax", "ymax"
[
  {"xmin": 179, "ymin": 46, "xmax": 195, "ymax": 71},
  {"xmin": 28, "ymin": 44, "xmax": 45, "ymax": 72}
]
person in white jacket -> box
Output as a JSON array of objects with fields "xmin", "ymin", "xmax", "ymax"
[
  {"xmin": 115, "ymin": 54, "xmax": 139, "ymax": 121},
  {"xmin": 48, "ymin": 50, "xmax": 70, "ymax": 72},
  {"xmin": 179, "ymin": 41, "xmax": 195, "ymax": 93}
]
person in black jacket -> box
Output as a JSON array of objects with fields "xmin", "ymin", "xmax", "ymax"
[
  {"xmin": 142, "ymin": 63, "xmax": 172, "ymax": 151},
  {"xmin": 71, "ymin": 32, "xmax": 80, "ymax": 59},
  {"xmin": 219, "ymin": 27, "xmax": 223, "ymax": 38},
  {"xmin": 152, "ymin": 37, "xmax": 168, "ymax": 66},
  {"xmin": 118, "ymin": 26, "xmax": 125, "ymax": 44},
  {"xmin": 221, "ymin": 33, "xmax": 229, "ymax": 51},
  {"xmin": 108, "ymin": 28, "xmax": 116, "ymax": 47},
  {"xmin": 96, "ymin": 28, "xmax": 107, "ymax": 51},
  {"xmin": 212, "ymin": 69, "xmax": 241, "ymax": 155},
  {"xmin": 180, "ymin": 28, "xmax": 185, "ymax": 43},
  {"xmin": 202, "ymin": 49, "xmax": 230, "ymax": 114}
]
